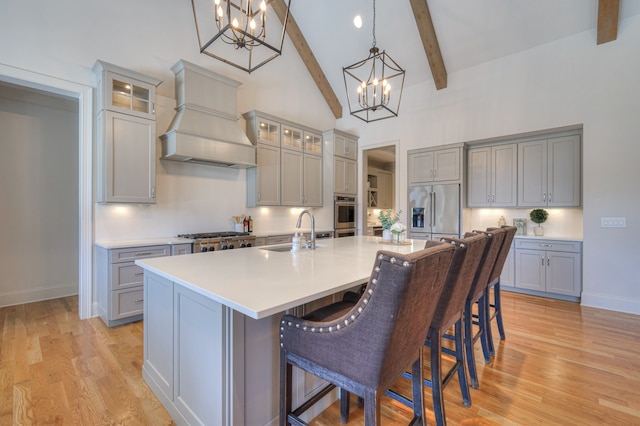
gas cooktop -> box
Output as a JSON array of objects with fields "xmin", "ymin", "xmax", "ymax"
[{"xmin": 177, "ymin": 231, "xmax": 251, "ymax": 239}]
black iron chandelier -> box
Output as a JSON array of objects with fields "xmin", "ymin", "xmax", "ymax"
[
  {"xmin": 191, "ymin": 0, "xmax": 291, "ymax": 73},
  {"xmin": 343, "ymin": 0, "xmax": 405, "ymax": 123}
]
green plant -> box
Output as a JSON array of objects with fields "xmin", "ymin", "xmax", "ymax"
[
  {"xmin": 378, "ymin": 209, "xmax": 402, "ymax": 229},
  {"xmin": 529, "ymin": 208, "xmax": 549, "ymax": 224}
]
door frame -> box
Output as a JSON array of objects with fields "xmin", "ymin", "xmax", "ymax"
[{"xmin": 0, "ymin": 63, "xmax": 93, "ymax": 319}]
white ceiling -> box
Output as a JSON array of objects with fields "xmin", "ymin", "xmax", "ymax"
[{"xmin": 288, "ymin": 0, "xmax": 640, "ymax": 106}]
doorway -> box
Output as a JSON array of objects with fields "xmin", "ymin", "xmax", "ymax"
[
  {"xmin": 0, "ymin": 64, "xmax": 93, "ymax": 319},
  {"xmin": 362, "ymin": 144, "xmax": 397, "ymax": 236}
]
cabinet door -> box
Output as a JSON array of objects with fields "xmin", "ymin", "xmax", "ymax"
[
  {"xmin": 500, "ymin": 244, "xmax": 515, "ymax": 287},
  {"xmin": 304, "ymin": 131, "xmax": 322, "ymax": 156},
  {"xmin": 377, "ymin": 171, "xmax": 393, "ymax": 209},
  {"xmin": 98, "ymin": 111, "xmax": 156, "ymax": 204},
  {"xmin": 335, "ymin": 134, "xmax": 357, "ymax": 160},
  {"xmin": 492, "ymin": 144, "xmax": 518, "ymax": 206},
  {"xmin": 106, "ymin": 73, "xmax": 156, "ymax": 119},
  {"xmin": 433, "ymin": 148, "xmax": 460, "ymax": 181},
  {"xmin": 546, "ymin": 251, "xmax": 581, "ymax": 296},
  {"xmin": 467, "ymin": 147, "xmax": 491, "ymax": 207},
  {"xmin": 303, "ymin": 154, "xmax": 323, "ymax": 206},
  {"xmin": 256, "ymin": 118, "xmax": 280, "ymax": 146},
  {"xmin": 518, "ymin": 139, "xmax": 547, "ymax": 207},
  {"xmin": 255, "ymin": 144, "xmax": 280, "ymax": 205},
  {"xmin": 408, "ymin": 151, "xmax": 434, "ymax": 184},
  {"xmin": 282, "ymin": 125, "xmax": 303, "ymax": 151},
  {"xmin": 345, "ymin": 158, "xmax": 357, "ymax": 195},
  {"xmin": 515, "ymin": 249, "xmax": 546, "ymax": 292},
  {"xmin": 548, "ymin": 135, "xmax": 581, "ymax": 207},
  {"xmin": 281, "ymin": 149, "xmax": 303, "ymax": 206}
]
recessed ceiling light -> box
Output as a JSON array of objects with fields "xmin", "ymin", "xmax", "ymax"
[{"xmin": 353, "ymin": 15, "xmax": 362, "ymax": 29}]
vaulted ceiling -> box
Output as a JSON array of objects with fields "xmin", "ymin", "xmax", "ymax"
[{"xmin": 272, "ymin": 0, "xmax": 639, "ymax": 119}]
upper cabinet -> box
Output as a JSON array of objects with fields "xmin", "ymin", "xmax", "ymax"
[
  {"xmin": 325, "ymin": 129, "xmax": 358, "ymax": 196},
  {"xmin": 93, "ymin": 60, "xmax": 161, "ymax": 204},
  {"xmin": 518, "ymin": 135, "xmax": 581, "ymax": 207},
  {"xmin": 245, "ymin": 111, "xmax": 322, "ymax": 207},
  {"xmin": 467, "ymin": 144, "xmax": 517, "ymax": 207},
  {"xmin": 408, "ymin": 146, "xmax": 461, "ymax": 184}
]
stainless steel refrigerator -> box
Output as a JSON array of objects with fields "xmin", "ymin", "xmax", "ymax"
[{"xmin": 408, "ymin": 183, "xmax": 460, "ymax": 240}]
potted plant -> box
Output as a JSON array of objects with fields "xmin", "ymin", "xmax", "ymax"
[
  {"xmin": 378, "ymin": 209, "xmax": 402, "ymax": 242},
  {"xmin": 529, "ymin": 208, "xmax": 549, "ymax": 236}
]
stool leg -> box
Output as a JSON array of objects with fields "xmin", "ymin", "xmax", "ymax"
[
  {"xmin": 478, "ymin": 294, "xmax": 491, "ymax": 364},
  {"xmin": 454, "ymin": 320, "xmax": 472, "ymax": 407},
  {"xmin": 410, "ymin": 352, "xmax": 426, "ymax": 426},
  {"xmin": 363, "ymin": 389, "xmax": 381, "ymax": 425},
  {"xmin": 340, "ymin": 389, "xmax": 350, "ymax": 424},
  {"xmin": 464, "ymin": 300, "xmax": 479, "ymax": 389},
  {"xmin": 494, "ymin": 281, "xmax": 506, "ymax": 340},
  {"xmin": 484, "ymin": 287, "xmax": 496, "ymax": 357},
  {"xmin": 428, "ymin": 328, "xmax": 446, "ymax": 426},
  {"xmin": 280, "ymin": 352, "xmax": 292, "ymax": 426}
]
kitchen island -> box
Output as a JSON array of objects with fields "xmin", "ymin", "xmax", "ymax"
[{"xmin": 135, "ymin": 236, "xmax": 423, "ymax": 426}]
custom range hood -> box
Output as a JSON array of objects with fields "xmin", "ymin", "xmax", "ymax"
[{"xmin": 161, "ymin": 60, "xmax": 256, "ymax": 168}]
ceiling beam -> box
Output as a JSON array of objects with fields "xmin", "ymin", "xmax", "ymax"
[
  {"xmin": 271, "ymin": 0, "xmax": 343, "ymax": 119},
  {"xmin": 409, "ymin": 0, "xmax": 447, "ymax": 90},
  {"xmin": 597, "ymin": 0, "xmax": 620, "ymax": 45}
]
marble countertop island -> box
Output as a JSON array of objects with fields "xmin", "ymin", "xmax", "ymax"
[{"xmin": 136, "ymin": 235, "xmax": 422, "ymax": 319}]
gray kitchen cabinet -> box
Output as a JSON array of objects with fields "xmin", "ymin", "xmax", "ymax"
[
  {"xmin": 499, "ymin": 242, "xmax": 515, "ymax": 287},
  {"xmin": 408, "ymin": 146, "xmax": 461, "ymax": 184},
  {"xmin": 93, "ymin": 60, "xmax": 161, "ymax": 204},
  {"xmin": 467, "ymin": 144, "xmax": 517, "ymax": 207},
  {"xmin": 96, "ymin": 243, "xmax": 172, "ymax": 327},
  {"xmin": 245, "ymin": 110, "xmax": 322, "ymax": 207},
  {"xmin": 325, "ymin": 129, "xmax": 359, "ymax": 196},
  {"xmin": 334, "ymin": 156, "xmax": 357, "ymax": 195},
  {"xmin": 518, "ymin": 135, "xmax": 581, "ymax": 207},
  {"xmin": 514, "ymin": 239, "xmax": 582, "ymax": 297}
]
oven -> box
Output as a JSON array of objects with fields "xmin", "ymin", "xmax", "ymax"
[
  {"xmin": 334, "ymin": 195, "xmax": 356, "ymax": 230},
  {"xmin": 177, "ymin": 232, "xmax": 256, "ymax": 253}
]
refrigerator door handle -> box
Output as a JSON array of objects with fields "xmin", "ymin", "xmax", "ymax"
[{"xmin": 430, "ymin": 191, "xmax": 436, "ymax": 226}]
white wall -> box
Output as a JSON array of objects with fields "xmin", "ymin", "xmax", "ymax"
[
  {"xmin": 1, "ymin": 2, "xmax": 639, "ymax": 314},
  {"xmin": 346, "ymin": 16, "xmax": 640, "ymax": 314}
]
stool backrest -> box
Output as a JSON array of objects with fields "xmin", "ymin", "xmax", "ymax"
[
  {"xmin": 425, "ymin": 234, "xmax": 487, "ymax": 330},
  {"xmin": 486, "ymin": 225, "xmax": 517, "ymax": 284},
  {"xmin": 466, "ymin": 228, "xmax": 506, "ymax": 302}
]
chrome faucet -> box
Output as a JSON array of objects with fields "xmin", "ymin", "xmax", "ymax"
[{"xmin": 296, "ymin": 210, "xmax": 316, "ymax": 249}]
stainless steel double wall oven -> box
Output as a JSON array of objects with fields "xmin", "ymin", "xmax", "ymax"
[{"xmin": 334, "ymin": 195, "xmax": 357, "ymax": 237}]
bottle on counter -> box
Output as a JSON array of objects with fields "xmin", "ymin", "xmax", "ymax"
[
  {"xmin": 498, "ymin": 215, "xmax": 507, "ymax": 227},
  {"xmin": 291, "ymin": 232, "xmax": 301, "ymax": 252},
  {"xmin": 243, "ymin": 217, "xmax": 249, "ymax": 232},
  {"xmin": 248, "ymin": 216, "xmax": 253, "ymax": 233}
]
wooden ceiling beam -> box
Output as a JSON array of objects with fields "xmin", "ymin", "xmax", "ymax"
[
  {"xmin": 409, "ymin": 0, "xmax": 447, "ymax": 90},
  {"xmin": 597, "ymin": 0, "xmax": 620, "ymax": 45},
  {"xmin": 271, "ymin": 0, "xmax": 343, "ymax": 119}
]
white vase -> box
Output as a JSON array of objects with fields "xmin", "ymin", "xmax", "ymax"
[
  {"xmin": 534, "ymin": 225, "xmax": 544, "ymax": 236},
  {"xmin": 382, "ymin": 229, "xmax": 393, "ymax": 242}
]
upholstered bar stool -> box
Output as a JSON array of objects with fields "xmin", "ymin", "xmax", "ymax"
[
  {"xmin": 279, "ymin": 244, "xmax": 455, "ymax": 426},
  {"xmin": 387, "ymin": 234, "xmax": 487, "ymax": 426},
  {"xmin": 482, "ymin": 225, "xmax": 517, "ymax": 355},
  {"xmin": 463, "ymin": 228, "xmax": 506, "ymax": 388}
]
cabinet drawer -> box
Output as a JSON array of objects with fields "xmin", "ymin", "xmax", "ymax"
[
  {"xmin": 111, "ymin": 287, "xmax": 144, "ymax": 320},
  {"xmin": 111, "ymin": 262, "xmax": 144, "ymax": 290},
  {"xmin": 515, "ymin": 239, "xmax": 581, "ymax": 253},
  {"xmin": 109, "ymin": 245, "xmax": 170, "ymax": 262}
]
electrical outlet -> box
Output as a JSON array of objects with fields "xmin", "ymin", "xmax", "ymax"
[{"xmin": 601, "ymin": 217, "xmax": 626, "ymax": 228}]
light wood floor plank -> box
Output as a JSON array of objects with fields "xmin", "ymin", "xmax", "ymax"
[{"xmin": 1, "ymin": 292, "xmax": 639, "ymax": 425}]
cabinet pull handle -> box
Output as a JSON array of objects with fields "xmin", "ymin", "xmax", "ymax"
[
  {"xmin": 543, "ymin": 193, "xmax": 546, "ymax": 202},
  {"xmin": 136, "ymin": 252, "xmax": 152, "ymax": 256},
  {"xmin": 434, "ymin": 169, "xmax": 437, "ymax": 178},
  {"xmin": 541, "ymin": 255, "xmax": 545, "ymax": 266},
  {"xmin": 539, "ymin": 244, "xmax": 553, "ymax": 247},
  {"xmin": 547, "ymin": 256, "xmax": 550, "ymax": 266},
  {"xmin": 258, "ymin": 192, "xmax": 261, "ymax": 201},
  {"xmin": 135, "ymin": 272, "xmax": 144, "ymax": 276},
  {"xmin": 135, "ymin": 299, "xmax": 144, "ymax": 304},
  {"xmin": 492, "ymin": 195, "xmax": 495, "ymax": 203},
  {"xmin": 549, "ymin": 193, "xmax": 552, "ymax": 202}
]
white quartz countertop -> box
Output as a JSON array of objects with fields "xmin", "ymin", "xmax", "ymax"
[
  {"xmin": 95, "ymin": 237, "xmax": 193, "ymax": 249},
  {"xmin": 136, "ymin": 236, "xmax": 423, "ymax": 320}
]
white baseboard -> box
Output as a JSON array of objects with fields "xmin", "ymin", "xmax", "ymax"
[
  {"xmin": 581, "ymin": 291, "xmax": 640, "ymax": 315},
  {"xmin": 0, "ymin": 283, "xmax": 78, "ymax": 308}
]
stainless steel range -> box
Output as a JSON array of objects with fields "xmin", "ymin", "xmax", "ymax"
[{"xmin": 177, "ymin": 232, "xmax": 256, "ymax": 253}]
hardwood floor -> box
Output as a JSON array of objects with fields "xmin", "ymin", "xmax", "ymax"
[{"xmin": 1, "ymin": 292, "xmax": 639, "ymax": 425}]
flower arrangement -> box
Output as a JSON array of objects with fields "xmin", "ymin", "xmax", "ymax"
[
  {"xmin": 390, "ymin": 222, "xmax": 407, "ymax": 243},
  {"xmin": 378, "ymin": 209, "xmax": 402, "ymax": 230}
]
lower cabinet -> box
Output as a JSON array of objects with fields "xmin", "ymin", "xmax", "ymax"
[
  {"xmin": 96, "ymin": 242, "xmax": 192, "ymax": 327},
  {"xmin": 514, "ymin": 239, "xmax": 582, "ymax": 297}
]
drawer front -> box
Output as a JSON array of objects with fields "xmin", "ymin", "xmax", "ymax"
[
  {"xmin": 109, "ymin": 245, "xmax": 171, "ymax": 262},
  {"xmin": 111, "ymin": 262, "xmax": 144, "ymax": 289},
  {"xmin": 515, "ymin": 239, "xmax": 581, "ymax": 253},
  {"xmin": 111, "ymin": 287, "xmax": 144, "ymax": 320}
]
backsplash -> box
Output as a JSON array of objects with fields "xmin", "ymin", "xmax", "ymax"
[{"xmin": 467, "ymin": 208, "xmax": 583, "ymax": 239}]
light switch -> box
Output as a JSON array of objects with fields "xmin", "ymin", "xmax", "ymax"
[{"xmin": 601, "ymin": 217, "xmax": 626, "ymax": 228}]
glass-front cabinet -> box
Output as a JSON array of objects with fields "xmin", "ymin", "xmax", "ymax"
[
  {"xmin": 304, "ymin": 131, "xmax": 322, "ymax": 155},
  {"xmin": 282, "ymin": 125, "xmax": 303, "ymax": 151},
  {"xmin": 107, "ymin": 75, "xmax": 154, "ymax": 118},
  {"xmin": 257, "ymin": 118, "xmax": 280, "ymax": 146}
]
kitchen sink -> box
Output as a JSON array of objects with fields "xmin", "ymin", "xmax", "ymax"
[{"xmin": 260, "ymin": 243, "xmax": 326, "ymax": 252}]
